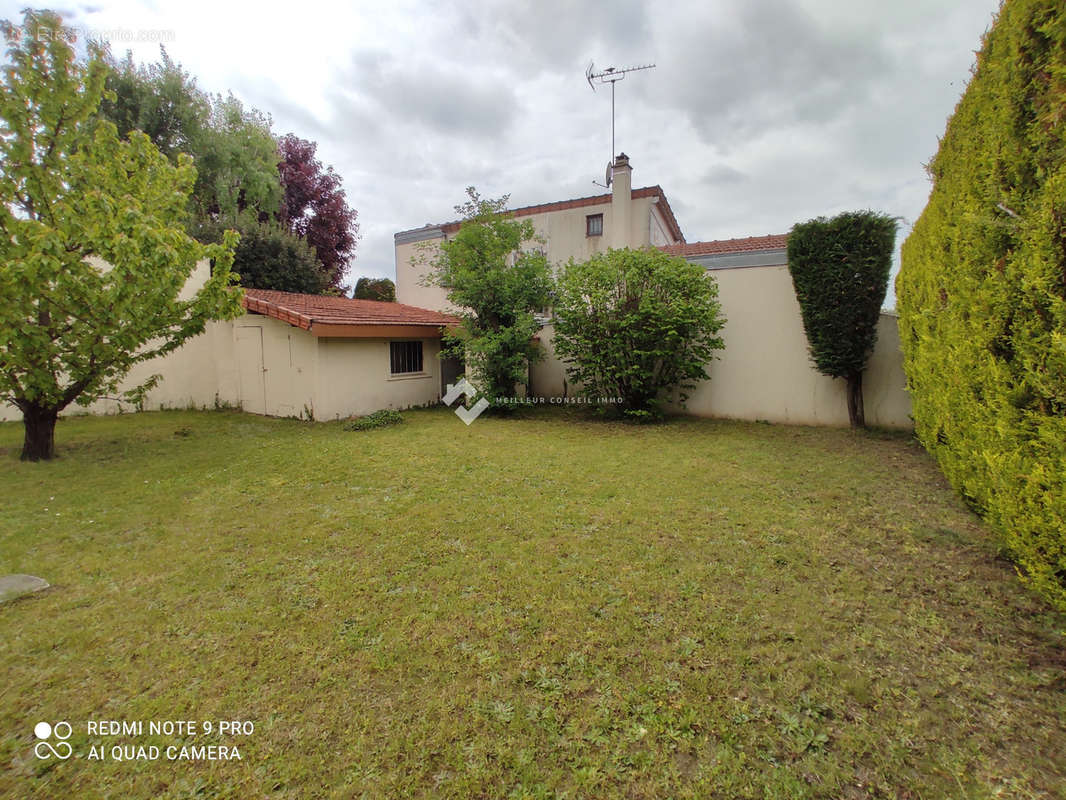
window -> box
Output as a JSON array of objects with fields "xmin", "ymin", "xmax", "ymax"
[
  {"xmin": 586, "ymin": 213, "xmax": 603, "ymax": 237},
  {"xmin": 390, "ymin": 341, "xmax": 423, "ymax": 374}
]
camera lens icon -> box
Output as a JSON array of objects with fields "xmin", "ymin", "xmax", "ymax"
[{"xmin": 34, "ymin": 721, "xmax": 72, "ymax": 760}]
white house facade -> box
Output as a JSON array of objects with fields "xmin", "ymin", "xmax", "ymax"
[{"xmin": 394, "ymin": 155, "xmax": 913, "ymax": 429}]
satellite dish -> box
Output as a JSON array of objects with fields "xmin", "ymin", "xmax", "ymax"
[
  {"xmin": 605, "ymin": 161, "xmax": 613, "ymax": 187},
  {"xmin": 586, "ymin": 61, "xmax": 596, "ymax": 91}
]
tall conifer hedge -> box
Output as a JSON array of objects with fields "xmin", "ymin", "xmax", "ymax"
[
  {"xmin": 897, "ymin": 0, "xmax": 1066, "ymax": 610},
  {"xmin": 787, "ymin": 211, "xmax": 898, "ymax": 428}
]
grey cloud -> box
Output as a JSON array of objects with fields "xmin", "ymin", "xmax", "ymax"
[
  {"xmin": 350, "ymin": 50, "xmax": 518, "ymax": 138},
  {"xmin": 647, "ymin": 0, "xmax": 892, "ymax": 148},
  {"xmin": 459, "ymin": 0, "xmax": 652, "ymax": 75},
  {"xmin": 43, "ymin": 0, "xmax": 999, "ymax": 293},
  {"xmin": 702, "ymin": 163, "xmax": 746, "ymax": 185},
  {"xmin": 235, "ymin": 79, "xmax": 334, "ymax": 141}
]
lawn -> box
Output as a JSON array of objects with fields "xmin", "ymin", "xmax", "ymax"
[{"xmin": 0, "ymin": 408, "xmax": 1063, "ymax": 799}]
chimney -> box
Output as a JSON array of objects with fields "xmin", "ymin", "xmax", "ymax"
[{"xmin": 610, "ymin": 153, "xmax": 632, "ymax": 249}]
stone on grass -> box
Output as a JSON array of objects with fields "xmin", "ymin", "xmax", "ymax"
[{"xmin": 0, "ymin": 574, "xmax": 50, "ymax": 604}]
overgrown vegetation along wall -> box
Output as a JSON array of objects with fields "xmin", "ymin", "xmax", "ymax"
[{"xmin": 897, "ymin": 0, "xmax": 1066, "ymax": 610}]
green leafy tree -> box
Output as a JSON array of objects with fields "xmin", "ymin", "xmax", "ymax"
[
  {"xmin": 227, "ymin": 220, "xmax": 325, "ymax": 294},
  {"xmin": 353, "ymin": 277, "xmax": 396, "ymax": 302},
  {"xmin": 552, "ymin": 248, "xmax": 726, "ymax": 420},
  {"xmin": 897, "ymin": 0, "xmax": 1066, "ymax": 609},
  {"xmin": 191, "ymin": 93, "xmax": 281, "ymax": 233},
  {"xmin": 0, "ymin": 10, "xmax": 242, "ymax": 461},
  {"xmin": 99, "ymin": 46, "xmax": 208, "ymax": 163},
  {"xmin": 786, "ymin": 211, "xmax": 898, "ymax": 428},
  {"xmin": 96, "ymin": 51, "xmax": 281, "ymax": 242},
  {"xmin": 426, "ymin": 187, "xmax": 552, "ymax": 405}
]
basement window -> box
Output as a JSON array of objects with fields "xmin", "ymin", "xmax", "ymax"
[
  {"xmin": 586, "ymin": 213, "xmax": 603, "ymax": 237},
  {"xmin": 390, "ymin": 341, "xmax": 424, "ymax": 374}
]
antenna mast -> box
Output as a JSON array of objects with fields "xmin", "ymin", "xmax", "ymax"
[{"xmin": 586, "ymin": 61, "xmax": 655, "ymax": 182}]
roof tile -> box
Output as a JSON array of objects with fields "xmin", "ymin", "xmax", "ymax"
[
  {"xmin": 242, "ymin": 289, "xmax": 460, "ymax": 330},
  {"xmin": 660, "ymin": 234, "xmax": 788, "ymax": 257}
]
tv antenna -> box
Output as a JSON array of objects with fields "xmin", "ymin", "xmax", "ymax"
[{"xmin": 586, "ymin": 61, "xmax": 655, "ymax": 186}]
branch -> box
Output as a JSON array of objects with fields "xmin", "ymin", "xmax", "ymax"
[{"xmin": 59, "ymin": 353, "xmax": 97, "ymax": 410}]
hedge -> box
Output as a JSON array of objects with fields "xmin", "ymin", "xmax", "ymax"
[{"xmin": 896, "ymin": 0, "xmax": 1066, "ymax": 609}]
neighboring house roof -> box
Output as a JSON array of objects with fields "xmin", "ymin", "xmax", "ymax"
[
  {"xmin": 242, "ymin": 289, "xmax": 459, "ymax": 338},
  {"xmin": 660, "ymin": 234, "xmax": 788, "ymax": 257},
  {"xmin": 661, "ymin": 234, "xmax": 790, "ymax": 271},
  {"xmin": 398, "ymin": 185, "xmax": 685, "ymax": 245}
]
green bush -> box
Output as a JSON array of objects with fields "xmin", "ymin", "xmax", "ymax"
[
  {"xmin": 229, "ymin": 219, "xmax": 327, "ymax": 294},
  {"xmin": 552, "ymin": 248, "xmax": 725, "ymax": 420},
  {"xmin": 787, "ymin": 211, "xmax": 898, "ymax": 428},
  {"xmin": 896, "ymin": 0, "xmax": 1066, "ymax": 610},
  {"xmin": 353, "ymin": 277, "xmax": 396, "ymax": 302},
  {"xmin": 343, "ymin": 409, "xmax": 404, "ymax": 431}
]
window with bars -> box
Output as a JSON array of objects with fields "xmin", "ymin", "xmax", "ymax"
[
  {"xmin": 389, "ymin": 341, "xmax": 423, "ymax": 374},
  {"xmin": 586, "ymin": 213, "xmax": 603, "ymax": 237}
]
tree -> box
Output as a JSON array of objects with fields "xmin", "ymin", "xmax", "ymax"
[
  {"xmin": 426, "ymin": 187, "xmax": 552, "ymax": 405},
  {"xmin": 230, "ymin": 222, "xmax": 325, "ymax": 294},
  {"xmin": 0, "ymin": 10, "xmax": 242, "ymax": 461},
  {"xmin": 98, "ymin": 46, "xmax": 208, "ymax": 163},
  {"xmin": 96, "ymin": 51, "xmax": 282, "ymax": 243},
  {"xmin": 353, "ymin": 277, "xmax": 396, "ymax": 302},
  {"xmin": 191, "ymin": 93, "xmax": 281, "ymax": 233},
  {"xmin": 277, "ymin": 134, "xmax": 359, "ymax": 292},
  {"xmin": 897, "ymin": 0, "xmax": 1066, "ymax": 610},
  {"xmin": 98, "ymin": 56, "xmax": 358, "ymax": 296},
  {"xmin": 552, "ymin": 248, "xmax": 726, "ymax": 420},
  {"xmin": 786, "ymin": 211, "xmax": 897, "ymax": 428}
]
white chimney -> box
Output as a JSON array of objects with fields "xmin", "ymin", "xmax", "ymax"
[{"xmin": 610, "ymin": 153, "xmax": 632, "ymax": 249}]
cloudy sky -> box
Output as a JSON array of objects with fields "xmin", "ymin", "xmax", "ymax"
[{"xmin": 4, "ymin": 0, "xmax": 1000, "ymax": 305}]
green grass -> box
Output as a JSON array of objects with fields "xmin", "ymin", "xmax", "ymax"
[{"xmin": 0, "ymin": 408, "xmax": 1063, "ymax": 799}]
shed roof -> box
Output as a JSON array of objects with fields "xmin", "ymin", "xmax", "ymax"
[{"xmin": 242, "ymin": 289, "xmax": 459, "ymax": 338}]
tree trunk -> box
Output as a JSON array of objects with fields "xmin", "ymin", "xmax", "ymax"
[
  {"xmin": 845, "ymin": 372, "xmax": 865, "ymax": 428},
  {"xmin": 21, "ymin": 404, "xmax": 59, "ymax": 461}
]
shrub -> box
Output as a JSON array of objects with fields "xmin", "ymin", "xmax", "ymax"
[
  {"xmin": 229, "ymin": 220, "xmax": 327, "ymax": 294},
  {"xmin": 786, "ymin": 211, "xmax": 898, "ymax": 427},
  {"xmin": 343, "ymin": 409, "xmax": 404, "ymax": 431},
  {"xmin": 426, "ymin": 188, "xmax": 552, "ymax": 408},
  {"xmin": 896, "ymin": 0, "xmax": 1066, "ymax": 610},
  {"xmin": 353, "ymin": 277, "xmax": 396, "ymax": 302},
  {"xmin": 552, "ymin": 248, "xmax": 726, "ymax": 420}
]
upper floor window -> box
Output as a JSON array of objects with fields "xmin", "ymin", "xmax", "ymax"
[{"xmin": 586, "ymin": 214, "xmax": 603, "ymax": 237}]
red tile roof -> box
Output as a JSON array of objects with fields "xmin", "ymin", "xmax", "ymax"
[
  {"xmin": 243, "ymin": 289, "xmax": 459, "ymax": 333},
  {"xmin": 436, "ymin": 185, "xmax": 685, "ymax": 244},
  {"xmin": 660, "ymin": 234, "xmax": 788, "ymax": 257}
]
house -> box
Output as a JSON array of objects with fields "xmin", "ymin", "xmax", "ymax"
[
  {"xmin": 394, "ymin": 155, "xmax": 913, "ymax": 429},
  {"xmin": 0, "ymin": 155, "xmax": 910, "ymax": 429},
  {"xmin": 0, "ymin": 268, "xmax": 459, "ymax": 423},
  {"xmin": 233, "ymin": 290, "xmax": 460, "ymax": 419},
  {"xmin": 395, "ymin": 153, "xmax": 683, "ymax": 312}
]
